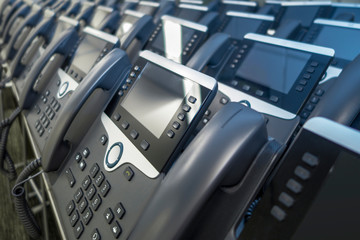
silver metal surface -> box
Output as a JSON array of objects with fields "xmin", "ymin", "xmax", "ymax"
[
  {"xmin": 226, "ymin": 11, "xmax": 274, "ymax": 21},
  {"xmin": 161, "ymin": 15, "xmax": 208, "ymax": 32},
  {"xmin": 83, "ymin": 27, "xmax": 119, "ymax": 44},
  {"xmin": 222, "ymin": 0, "xmax": 257, "ymax": 7},
  {"xmin": 314, "ymin": 18, "xmax": 360, "ymax": 29},
  {"xmin": 125, "ymin": 9, "xmax": 146, "ymax": 18},
  {"xmin": 178, "ymin": 3, "xmax": 209, "ymax": 11}
]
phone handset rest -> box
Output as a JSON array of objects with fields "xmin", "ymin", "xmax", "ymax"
[
  {"xmin": 186, "ymin": 32, "xmax": 231, "ymax": 71},
  {"xmin": 18, "ymin": 27, "xmax": 79, "ymax": 110},
  {"xmin": 41, "ymin": 49, "xmax": 131, "ymax": 172},
  {"xmin": 129, "ymin": 103, "xmax": 268, "ymax": 240}
]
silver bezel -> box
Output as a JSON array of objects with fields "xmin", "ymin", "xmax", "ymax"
[
  {"xmin": 226, "ymin": 11, "xmax": 274, "ymax": 21},
  {"xmin": 314, "ymin": 18, "xmax": 360, "ymax": 29},
  {"xmin": 83, "ymin": 27, "xmax": 119, "ymax": 45},
  {"xmin": 58, "ymin": 15, "xmax": 79, "ymax": 27},
  {"xmin": 124, "ymin": 9, "xmax": 146, "ymax": 18},
  {"xmin": 161, "ymin": 15, "xmax": 208, "ymax": 32},
  {"xmin": 139, "ymin": 1, "xmax": 160, "ymax": 7},
  {"xmin": 222, "ymin": 0, "xmax": 257, "ymax": 7},
  {"xmin": 178, "ymin": 3, "xmax": 209, "ymax": 11},
  {"xmin": 96, "ymin": 5, "xmax": 114, "ymax": 13},
  {"xmin": 244, "ymin": 33, "xmax": 335, "ymax": 57},
  {"xmin": 180, "ymin": 0, "xmax": 203, "ymax": 4},
  {"xmin": 304, "ymin": 117, "xmax": 360, "ymax": 155},
  {"xmin": 332, "ymin": 3, "xmax": 360, "ymax": 8},
  {"xmin": 140, "ymin": 50, "xmax": 216, "ymax": 90},
  {"xmin": 280, "ymin": 1, "xmax": 331, "ymax": 6}
]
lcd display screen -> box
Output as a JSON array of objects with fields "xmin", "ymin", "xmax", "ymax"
[
  {"xmin": 121, "ymin": 63, "xmax": 193, "ymax": 138},
  {"xmin": 223, "ymin": 17, "xmax": 262, "ymax": 40},
  {"xmin": 89, "ymin": 8, "xmax": 110, "ymax": 29},
  {"xmin": 175, "ymin": 8, "xmax": 203, "ymax": 22},
  {"xmin": 291, "ymin": 151, "xmax": 360, "ymax": 240},
  {"xmin": 282, "ymin": 6, "xmax": 319, "ymax": 28},
  {"xmin": 115, "ymin": 14, "xmax": 138, "ymax": 39},
  {"xmin": 236, "ymin": 42, "xmax": 311, "ymax": 94},
  {"xmin": 312, "ymin": 25, "xmax": 360, "ymax": 62},
  {"xmin": 71, "ymin": 35, "xmax": 107, "ymax": 74}
]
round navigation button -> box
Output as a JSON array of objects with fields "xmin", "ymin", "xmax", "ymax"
[
  {"xmin": 106, "ymin": 143, "xmax": 123, "ymax": 168},
  {"xmin": 59, "ymin": 82, "xmax": 69, "ymax": 97}
]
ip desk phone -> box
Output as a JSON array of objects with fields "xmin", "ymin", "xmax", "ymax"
[
  {"xmin": 20, "ymin": 27, "xmax": 122, "ymax": 156},
  {"xmin": 238, "ymin": 117, "xmax": 360, "ymax": 240},
  {"xmin": 45, "ymin": 50, "xmax": 220, "ymax": 239},
  {"xmin": 88, "ymin": 5, "xmax": 120, "ymax": 33}
]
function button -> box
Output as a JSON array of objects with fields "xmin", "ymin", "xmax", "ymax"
[
  {"xmin": 204, "ymin": 110, "xmax": 211, "ymax": 116},
  {"xmin": 113, "ymin": 113, "xmax": 121, "ymax": 121},
  {"xmin": 310, "ymin": 61, "xmax": 319, "ymax": 67},
  {"xmin": 303, "ymin": 73, "xmax": 311, "ymax": 79},
  {"xmin": 91, "ymin": 228, "xmax": 101, "ymax": 240},
  {"xmin": 134, "ymin": 65, "xmax": 140, "ymax": 71},
  {"xmin": 182, "ymin": 104, "xmax": 191, "ymax": 112},
  {"xmin": 130, "ymin": 129, "xmax": 139, "ymax": 139},
  {"xmin": 118, "ymin": 90, "xmax": 124, "ymax": 97},
  {"xmin": 42, "ymin": 97, "xmax": 48, "ymax": 104},
  {"xmin": 90, "ymin": 163, "xmax": 100, "ymax": 178},
  {"xmin": 73, "ymin": 220, "xmax": 84, "ymax": 239},
  {"xmin": 220, "ymin": 97, "xmax": 229, "ymax": 105},
  {"xmin": 82, "ymin": 207, "xmax": 93, "ymax": 225},
  {"xmin": 39, "ymin": 128, "xmax": 45, "ymax": 137},
  {"xmin": 79, "ymin": 160, "xmax": 86, "ymax": 171},
  {"xmin": 301, "ymin": 111, "xmax": 310, "ymax": 119},
  {"xmin": 295, "ymin": 86, "xmax": 303, "ymax": 92},
  {"xmin": 66, "ymin": 200, "xmax": 75, "ymax": 216},
  {"xmin": 99, "ymin": 180, "xmax": 111, "ymax": 197},
  {"xmin": 86, "ymin": 185, "xmax": 97, "ymax": 200},
  {"xmin": 315, "ymin": 89, "xmax": 324, "ymax": 96},
  {"xmin": 286, "ymin": 179, "xmax": 303, "ymax": 194},
  {"xmin": 140, "ymin": 140, "xmax": 149, "ymax": 151},
  {"xmin": 78, "ymin": 198, "xmax": 88, "ymax": 214},
  {"xmin": 278, "ymin": 192, "xmax": 295, "ymax": 208},
  {"xmin": 299, "ymin": 79, "xmax": 307, "ymax": 85},
  {"xmin": 202, "ymin": 118, "xmax": 209, "ymax": 125},
  {"xmin": 74, "ymin": 188, "xmax": 84, "ymax": 203},
  {"xmin": 40, "ymin": 113, "xmax": 46, "ymax": 122},
  {"xmin": 48, "ymin": 111, "xmax": 55, "ymax": 120},
  {"xmin": 106, "ymin": 143, "xmax": 123, "ymax": 168},
  {"xmin": 114, "ymin": 202, "xmax": 126, "ymax": 219},
  {"xmin": 177, "ymin": 113, "xmax": 185, "ymax": 121},
  {"xmin": 41, "ymin": 115, "xmax": 47, "ymax": 124},
  {"xmin": 231, "ymin": 80, "xmax": 238, "ymax": 86},
  {"xmin": 75, "ymin": 153, "xmax": 82, "ymax": 162},
  {"xmin": 294, "ymin": 166, "xmax": 310, "ymax": 180},
  {"xmin": 270, "ymin": 95, "xmax": 279, "ymax": 103},
  {"xmin": 36, "ymin": 123, "xmax": 42, "ymax": 131},
  {"xmin": 100, "ymin": 135, "xmax": 108, "ymax": 145},
  {"xmin": 121, "ymin": 121, "xmax": 129, "ymax": 130},
  {"xmin": 172, "ymin": 121, "xmax": 180, "ymax": 130},
  {"xmin": 305, "ymin": 104, "xmax": 314, "ymax": 111},
  {"xmin": 82, "ymin": 148, "xmax": 90, "ymax": 158},
  {"xmin": 65, "ymin": 168, "xmax": 76, "ymax": 188},
  {"xmin": 310, "ymin": 96, "xmax": 319, "ymax": 104},
  {"xmin": 123, "ymin": 166, "xmax": 134, "ymax": 181},
  {"xmin": 82, "ymin": 175, "xmax": 92, "ymax": 190},
  {"xmin": 54, "ymin": 102, "xmax": 61, "ymax": 112},
  {"xmin": 242, "ymin": 85, "xmax": 250, "ymax": 91},
  {"xmin": 302, "ymin": 152, "xmax": 319, "ymax": 167},
  {"xmin": 255, "ymin": 90, "xmax": 264, "ymax": 97},
  {"xmin": 94, "ymin": 171, "xmax": 105, "ymax": 187},
  {"xmin": 129, "ymin": 72, "xmax": 136, "ymax": 77},
  {"xmin": 104, "ymin": 208, "xmax": 114, "ymax": 224},
  {"xmin": 188, "ymin": 96, "xmax": 196, "ymax": 104},
  {"xmin": 70, "ymin": 210, "xmax": 79, "ymax": 227},
  {"xmin": 126, "ymin": 78, "xmax": 132, "ymax": 84},
  {"xmin": 50, "ymin": 97, "xmax": 56, "ymax": 107},
  {"xmin": 306, "ymin": 67, "xmax": 315, "ymax": 73},
  {"xmin": 122, "ymin": 84, "xmax": 128, "ymax": 90},
  {"xmin": 111, "ymin": 221, "xmax": 122, "ymax": 239},
  {"xmin": 43, "ymin": 119, "xmax": 50, "ymax": 128},
  {"xmin": 45, "ymin": 105, "xmax": 51, "ymax": 115},
  {"xmin": 167, "ymin": 130, "xmax": 175, "ymax": 138},
  {"xmin": 271, "ymin": 205, "xmax": 286, "ymax": 222},
  {"xmin": 91, "ymin": 194, "xmax": 102, "ymax": 211},
  {"xmin": 34, "ymin": 105, "xmax": 41, "ymax": 114}
]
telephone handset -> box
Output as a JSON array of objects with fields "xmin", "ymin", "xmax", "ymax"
[
  {"xmin": 0, "ymin": 0, "xmax": 28, "ymax": 42},
  {"xmin": 41, "ymin": 49, "xmax": 131, "ymax": 172},
  {"xmin": 6, "ymin": 9, "xmax": 56, "ymax": 81},
  {"xmin": 308, "ymin": 53, "xmax": 360, "ymax": 126},
  {"xmin": 17, "ymin": 26, "xmax": 79, "ymax": 107},
  {"xmin": 129, "ymin": 103, "xmax": 281, "ymax": 240}
]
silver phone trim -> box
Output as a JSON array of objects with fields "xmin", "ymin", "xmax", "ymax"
[
  {"xmin": 226, "ymin": 11, "xmax": 274, "ymax": 21},
  {"xmin": 178, "ymin": 3, "xmax": 209, "ymax": 11},
  {"xmin": 161, "ymin": 15, "xmax": 208, "ymax": 32},
  {"xmin": 83, "ymin": 27, "xmax": 119, "ymax": 45},
  {"xmin": 314, "ymin": 18, "xmax": 360, "ymax": 29},
  {"xmin": 222, "ymin": 0, "xmax": 257, "ymax": 7}
]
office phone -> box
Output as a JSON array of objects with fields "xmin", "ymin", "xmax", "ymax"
[
  {"xmin": 88, "ymin": 5, "xmax": 120, "ymax": 32},
  {"xmin": 144, "ymin": 14, "xmax": 211, "ymax": 64},
  {"xmin": 12, "ymin": 15, "xmax": 79, "ymax": 96},
  {"xmin": 20, "ymin": 27, "xmax": 121, "ymax": 155},
  {"xmin": 0, "ymin": 0, "xmax": 26, "ymax": 40},
  {"xmin": 44, "ymin": 50, "xmax": 218, "ymax": 239},
  {"xmin": 238, "ymin": 117, "xmax": 360, "ymax": 240}
]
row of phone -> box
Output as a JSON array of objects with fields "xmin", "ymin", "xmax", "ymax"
[{"xmin": 1, "ymin": 0, "xmax": 360, "ymax": 239}]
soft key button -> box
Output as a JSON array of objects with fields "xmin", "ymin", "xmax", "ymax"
[{"xmin": 105, "ymin": 143, "xmax": 123, "ymax": 168}]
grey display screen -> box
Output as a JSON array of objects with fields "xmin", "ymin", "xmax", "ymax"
[
  {"xmin": 313, "ymin": 25, "xmax": 360, "ymax": 62},
  {"xmin": 71, "ymin": 34, "xmax": 107, "ymax": 74},
  {"xmin": 151, "ymin": 26, "xmax": 195, "ymax": 53},
  {"xmin": 90, "ymin": 8, "xmax": 110, "ymax": 29},
  {"xmin": 236, "ymin": 42, "xmax": 311, "ymax": 94},
  {"xmin": 121, "ymin": 63, "xmax": 193, "ymax": 138}
]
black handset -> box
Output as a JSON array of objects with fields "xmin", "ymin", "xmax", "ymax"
[
  {"xmin": 41, "ymin": 49, "xmax": 131, "ymax": 172},
  {"xmin": 0, "ymin": 0, "xmax": 27, "ymax": 41},
  {"xmin": 6, "ymin": 9, "xmax": 57, "ymax": 81},
  {"xmin": 308, "ymin": 54, "xmax": 360, "ymax": 126},
  {"xmin": 128, "ymin": 103, "xmax": 278, "ymax": 240},
  {"xmin": 17, "ymin": 27, "xmax": 79, "ymax": 108}
]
